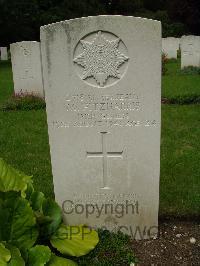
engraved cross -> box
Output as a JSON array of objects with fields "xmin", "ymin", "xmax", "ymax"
[{"xmin": 86, "ymin": 132, "xmax": 123, "ymax": 189}]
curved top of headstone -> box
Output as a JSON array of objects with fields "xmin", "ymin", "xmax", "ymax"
[
  {"xmin": 180, "ymin": 35, "xmax": 200, "ymax": 43},
  {"xmin": 10, "ymin": 41, "xmax": 39, "ymax": 46},
  {"xmin": 181, "ymin": 35, "xmax": 200, "ymax": 38},
  {"xmin": 180, "ymin": 35, "xmax": 200, "ymax": 44},
  {"xmin": 162, "ymin": 37, "xmax": 180, "ymax": 39},
  {"xmin": 40, "ymin": 15, "xmax": 160, "ymax": 30}
]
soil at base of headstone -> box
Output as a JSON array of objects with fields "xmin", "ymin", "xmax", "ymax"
[{"xmin": 131, "ymin": 220, "xmax": 200, "ymax": 265}]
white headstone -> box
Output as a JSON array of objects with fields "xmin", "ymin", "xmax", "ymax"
[
  {"xmin": 180, "ymin": 35, "xmax": 200, "ymax": 68},
  {"xmin": 10, "ymin": 41, "xmax": 44, "ymax": 97},
  {"xmin": 41, "ymin": 15, "xmax": 161, "ymax": 239},
  {"xmin": 0, "ymin": 47, "xmax": 8, "ymax": 60},
  {"xmin": 162, "ymin": 37, "xmax": 180, "ymax": 59}
]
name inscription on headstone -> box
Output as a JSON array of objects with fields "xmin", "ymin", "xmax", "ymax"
[{"xmin": 52, "ymin": 92, "xmax": 157, "ymax": 128}]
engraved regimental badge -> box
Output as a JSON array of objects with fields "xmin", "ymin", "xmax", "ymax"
[{"xmin": 73, "ymin": 31, "xmax": 129, "ymax": 87}]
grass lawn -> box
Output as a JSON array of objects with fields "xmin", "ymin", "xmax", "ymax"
[
  {"xmin": 0, "ymin": 110, "xmax": 54, "ymax": 197},
  {"xmin": 160, "ymin": 104, "xmax": 200, "ymax": 217},
  {"xmin": 0, "ymin": 61, "xmax": 199, "ymax": 218},
  {"xmin": 162, "ymin": 59, "xmax": 200, "ymax": 101},
  {"xmin": 0, "ymin": 61, "xmax": 13, "ymax": 104}
]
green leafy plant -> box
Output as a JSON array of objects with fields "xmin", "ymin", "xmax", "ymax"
[{"xmin": 0, "ymin": 158, "xmax": 99, "ymax": 265}]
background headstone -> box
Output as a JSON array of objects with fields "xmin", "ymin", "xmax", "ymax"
[
  {"xmin": 180, "ymin": 35, "xmax": 200, "ymax": 68},
  {"xmin": 162, "ymin": 37, "xmax": 180, "ymax": 59},
  {"xmin": 0, "ymin": 47, "xmax": 8, "ymax": 60},
  {"xmin": 41, "ymin": 15, "xmax": 161, "ymax": 239},
  {"xmin": 10, "ymin": 41, "xmax": 44, "ymax": 97}
]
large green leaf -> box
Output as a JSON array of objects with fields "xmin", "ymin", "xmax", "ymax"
[
  {"xmin": 0, "ymin": 191, "xmax": 20, "ymax": 201},
  {"xmin": 27, "ymin": 245, "xmax": 51, "ymax": 266},
  {"xmin": 25, "ymin": 182, "xmax": 35, "ymax": 201},
  {"xmin": 0, "ymin": 159, "xmax": 32, "ymax": 197},
  {"xmin": 7, "ymin": 245, "xmax": 25, "ymax": 266},
  {"xmin": 50, "ymin": 224, "xmax": 99, "ymax": 257},
  {"xmin": 30, "ymin": 192, "xmax": 45, "ymax": 212},
  {"xmin": 47, "ymin": 255, "xmax": 77, "ymax": 266},
  {"xmin": 39, "ymin": 199, "xmax": 62, "ymax": 239},
  {"xmin": 0, "ymin": 196, "xmax": 38, "ymax": 249},
  {"xmin": 0, "ymin": 242, "xmax": 11, "ymax": 265}
]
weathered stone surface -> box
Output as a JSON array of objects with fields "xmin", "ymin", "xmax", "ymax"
[
  {"xmin": 41, "ymin": 15, "xmax": 161, "ymax": 239},
  {"xmin": 180, "ymin": 35, "xmax": 200, "ymax": 68},
  {"xmin": 162, "ymin": 37, "xmax": 180, "ymax": 59},
  {"xmin": 10, "ymin": 41, "xmax": 44, "ymax": 97},
  {"xmin": 0, "ymin": 47, "xmax": 8, "ymax": 60}
]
